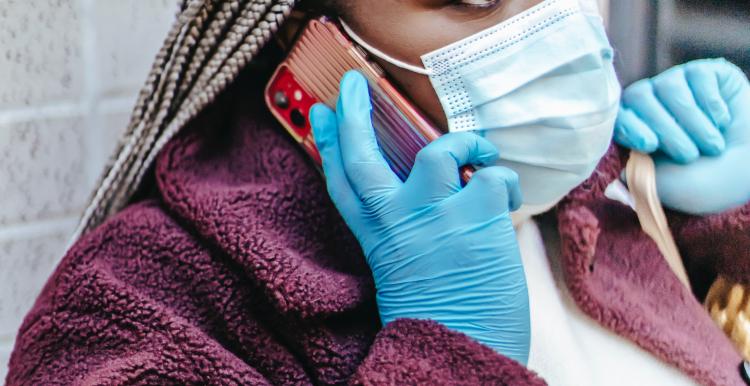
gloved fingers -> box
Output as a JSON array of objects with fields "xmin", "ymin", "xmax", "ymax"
[
  {"xmin": 451, "ymin": 166, "xmax": 522, "ymax": 217},
  {"xmin": 310, "ymin": 103, "xmax": 363, "ymax": 221},
  {"xmin": 622, "ymin": 79, "xmax": 700, "ymax": 164},
  {"xmin": 404, "ymin": 132, "xmax": 499, "ymax": 203},
  {"xmin": 652, "ymin": 66, "xmax": 726, "ymax": 156},
  {"xmin": 336, "ymin": 71, "xmax": 402, "ymax": 203},
  {"xmin": 684, "ymin": 59, "xmax": 732, "ymax": 129},
  {"xmin": 614, "ymin": 106, "xmax": 659, "ymax": 153},
  {"xmin": 712, "ymin": 58, "xmax": 750, "ymax": 99}
]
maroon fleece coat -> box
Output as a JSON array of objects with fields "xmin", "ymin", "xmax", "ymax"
[
  {"xmin": 6, "ymin": 69, "xmax": 749, "ymax": 385},
  {"xmin": 5, "ymin": 72, "xmax": 544, "ymax": 385}
]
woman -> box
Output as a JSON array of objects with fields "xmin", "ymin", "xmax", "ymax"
[{"xmin": 6, "ymin": 0, "xmax": 750, "ymax": 385}]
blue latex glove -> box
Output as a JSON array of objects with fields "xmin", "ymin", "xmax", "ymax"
[
  {"xmin": 615, "ymin": 58, "xmax": 750, "ymax": 215},
  {"xmin": 310, "ymin": 71, "xmax": 531, "ymax": 364}
]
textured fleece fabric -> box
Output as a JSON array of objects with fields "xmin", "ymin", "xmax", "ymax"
[
  {"xmin": 557, "ymin": 145, "xmax": 749, "ymax": 386},
  {"xmin": 7, "ymin": 68, "xmax": 750, "ymax": 385},
  {"xmin": 5, "ymin": 72, "xmax": 544, "ymax": 386}
]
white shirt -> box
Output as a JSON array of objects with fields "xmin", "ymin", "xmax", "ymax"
[{"xmin": 519, "ymin": 218, "xmax": 698, "ymax": 386}]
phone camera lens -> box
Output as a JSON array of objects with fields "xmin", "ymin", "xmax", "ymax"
[
  {"xmin": 274, "ymin": 91, "xmax": 290, "ymax": 109},
  {"xmin": 290, "ymin": 109, "xmax": 307, "ymax": 128}
]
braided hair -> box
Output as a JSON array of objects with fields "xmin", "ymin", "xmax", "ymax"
[{"xmin": 73, "ymin": 0, "xmax": 298, "ymax": 241}]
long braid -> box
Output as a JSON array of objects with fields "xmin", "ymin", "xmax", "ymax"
[
  {"xmin": 91, "ymin": 0, "xmax": 206, "ymax": 226},
  {"xmin": 73, "ymin": 0, "xmax": 298, "ymax": 242},
  {"xmin": 175, "ymin": 1, "xmax": 221, "ymax": 103},
  {"xmin": 133, "ymin": 1, "xmax": 294, "ymax": 196},
  {"xmin": 104, "ymin": 0, "xmax": 221, "ymax": 215},
  {"xmin": 74, "ymin": 0, "xmax": 205, "ymax": 243},
  {"xmin": 188, "ymin": 1, "xmax": 273, "ymax": 100},
  {"xmin": 109, "ymin": 0, "xmax": 250, "ymax": 212}
]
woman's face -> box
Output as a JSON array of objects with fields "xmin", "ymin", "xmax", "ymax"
[{"xmin": 341, "ymin": 0, "xmax": 544, "ymax": 131}]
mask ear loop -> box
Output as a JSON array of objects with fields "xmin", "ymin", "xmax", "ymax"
[{"xmin": 339, "ymin": 19, "xmax": 433, "ymax": 76}]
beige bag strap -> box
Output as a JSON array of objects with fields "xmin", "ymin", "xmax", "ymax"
[
  {"xmin": 628, "ymin": 152, "xmax": 750, "ymax": 361},
  {"xmin": 71, "ymin": 0, "xmax": 297, "ymax": 244},
  {"xmin": 625, "ymin": 151, "xmax": 691, "ymax": 289}
]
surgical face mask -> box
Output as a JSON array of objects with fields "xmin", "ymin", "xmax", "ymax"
[{"xmin": 342, "ymin": 0, "xmax": 622, "ymax": 210}]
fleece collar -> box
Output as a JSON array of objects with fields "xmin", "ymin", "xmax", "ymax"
[{"xmin": 556, "ymin": 145, "xmax": 746, "ymax": 386}]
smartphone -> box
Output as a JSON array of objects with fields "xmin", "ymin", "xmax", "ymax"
[{"xmin": 265, "ymin": 16, "xmax": 471, "ymax": 182}]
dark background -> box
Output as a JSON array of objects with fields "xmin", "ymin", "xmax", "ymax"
[{"xmin": 609, "ymin": 0, "xmax": 750, "ymax": 86}]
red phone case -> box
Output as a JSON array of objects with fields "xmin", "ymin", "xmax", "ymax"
[{"xmin": 265, "ymin": 17, "xmax": 471, "ymax": 181}]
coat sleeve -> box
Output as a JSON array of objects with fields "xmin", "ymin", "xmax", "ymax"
[{"xmin": 351, "ymin": 319, "xmax": 545, "ymax": 385}]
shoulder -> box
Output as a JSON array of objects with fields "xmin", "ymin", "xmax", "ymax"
[{"xmin": 21, "ymin": 199, "xmax": 205, "ymax": 327}]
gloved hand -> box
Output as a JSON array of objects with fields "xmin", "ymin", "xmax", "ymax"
[
  {"xmin": 310, "ymin": 71, "xmax": 531, "ymax": 364},
  {"xmin": 615, "ymin": 58, "xmax": 750, "ymax": 215}
]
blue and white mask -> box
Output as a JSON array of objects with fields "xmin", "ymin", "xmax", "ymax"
[{"xmin": 342, "ymin": 0, "xmax": 621, "ymax": 211}]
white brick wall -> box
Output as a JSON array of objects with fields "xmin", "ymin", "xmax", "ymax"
[{"xmin": 0, "ymin": 0, "xmax": 176, "ymax": 381}]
